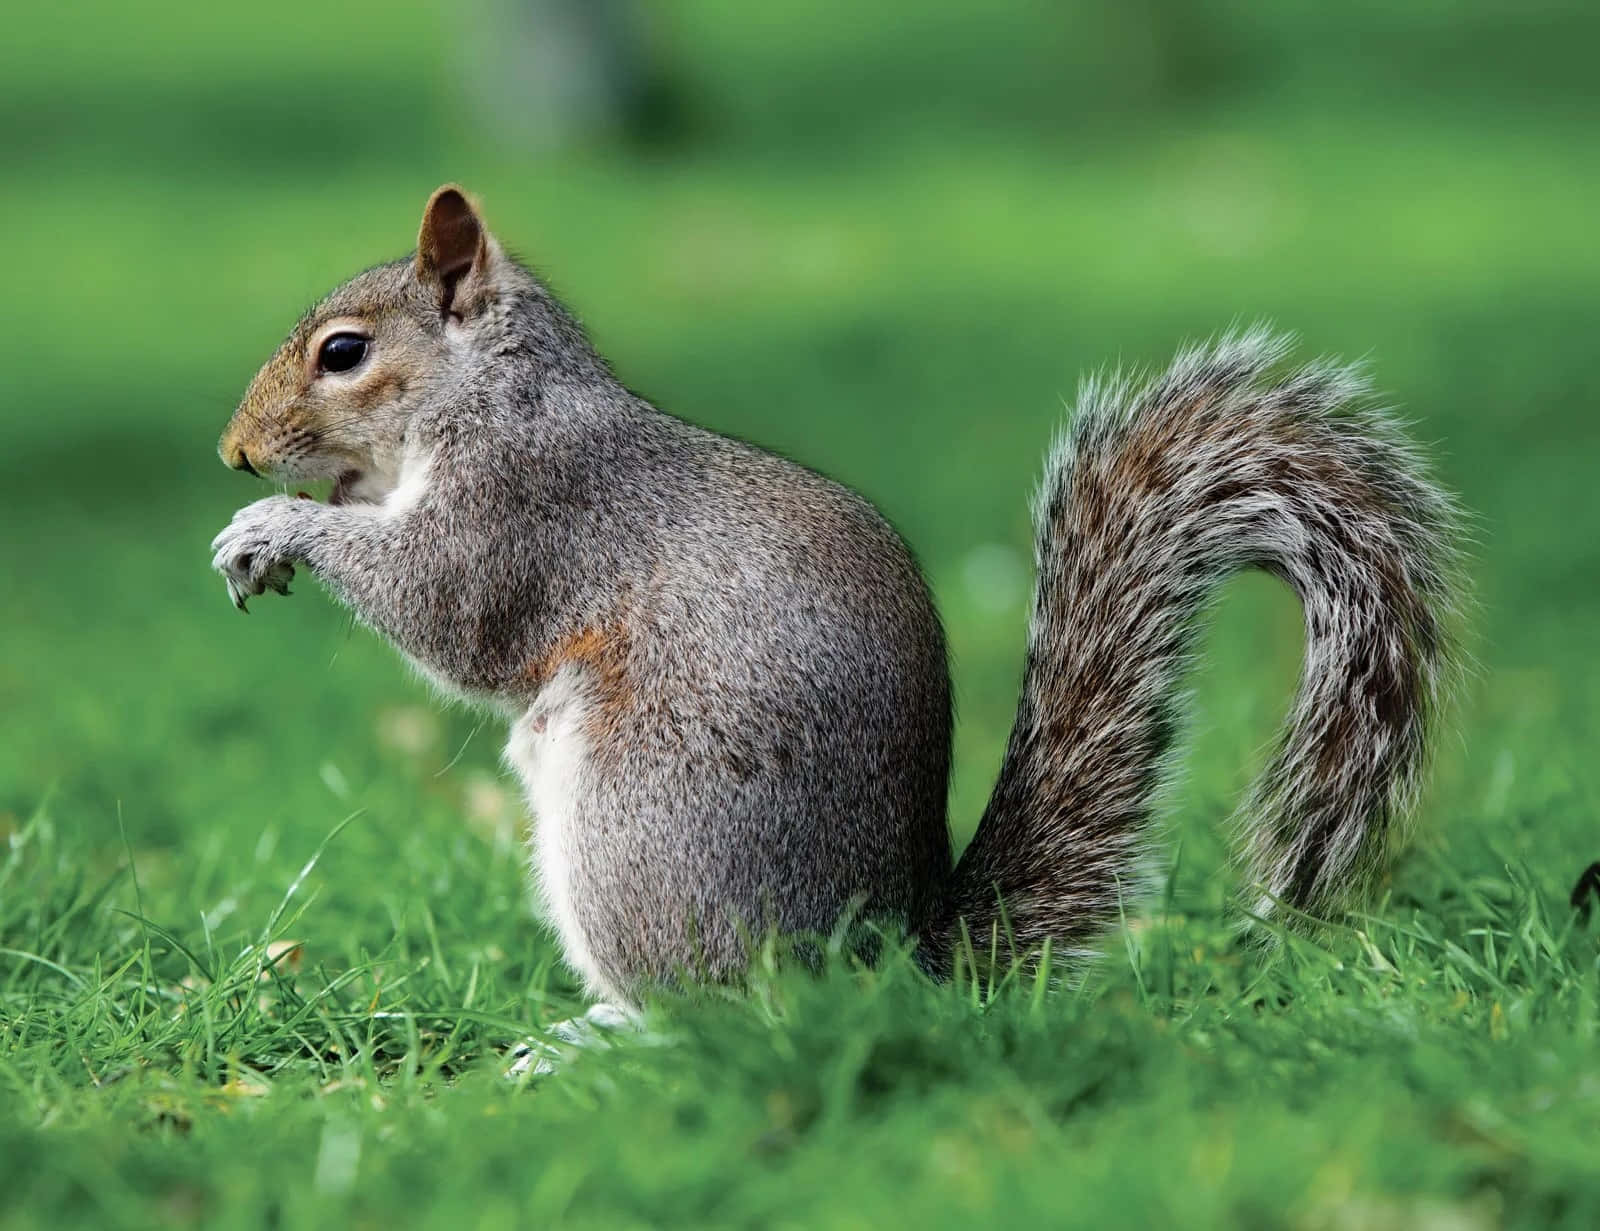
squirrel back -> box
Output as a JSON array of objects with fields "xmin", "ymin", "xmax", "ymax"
[{"xmin": 212, "ymin": 188, "xmax": 1464, "ymax": 1003}]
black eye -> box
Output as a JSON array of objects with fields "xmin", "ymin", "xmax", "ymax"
[{"xmin": 318, "ymin": 333, "xmax": 369, "ymax": 373}]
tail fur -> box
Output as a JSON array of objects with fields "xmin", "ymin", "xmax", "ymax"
[{"xmin": 929, "ymin": 329, "xmax": 1464, "ymax": 971}]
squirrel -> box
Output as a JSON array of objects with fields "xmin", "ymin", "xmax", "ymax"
[{"xmin": 213, "ymin": 185, "xmax": 1463, "ymax": 1012}]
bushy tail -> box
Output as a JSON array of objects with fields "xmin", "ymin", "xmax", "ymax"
[{"xmin": 928, "ymin": 330, "xmax": 1464, "ymax": 972}]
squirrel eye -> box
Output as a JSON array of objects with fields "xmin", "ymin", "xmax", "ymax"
[{"xmin": 318, "ymin": 333, "xmax": 369, "ymax": 374}]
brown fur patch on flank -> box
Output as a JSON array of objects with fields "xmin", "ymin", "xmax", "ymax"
[{"xmin": 525, "ymin": 625, "xmax": 634, "ymax": 747}]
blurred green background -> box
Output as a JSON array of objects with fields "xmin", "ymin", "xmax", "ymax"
[{"xmin": 3, "ymin": 1, "xmax": 1598, "ymax": 1226}]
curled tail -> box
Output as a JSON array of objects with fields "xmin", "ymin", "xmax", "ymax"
[{"xmin": 928, "ymin": 329, "xmax": 1464, "ymax": 971}]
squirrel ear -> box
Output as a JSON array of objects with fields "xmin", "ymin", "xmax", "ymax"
[{"xmin": 416, "ymin": 184, "xmax": 491, "ymax": 316}]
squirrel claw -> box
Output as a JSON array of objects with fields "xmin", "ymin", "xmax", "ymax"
[
  {"xmin": 504, "ymin": 1003, "xmax": 651, "ymax": 1080},
  {"xmin": 211, "ymin": 498, "xmax": 300, "ymax": 611},
  {"xmin": 261, "ymin": 563, "xmax": 295, "ymax": 597}
]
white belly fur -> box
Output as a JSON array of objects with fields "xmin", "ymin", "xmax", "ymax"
[{"xmin": 504, "ymin": 667, "xmax": 608, "ymax": 997}]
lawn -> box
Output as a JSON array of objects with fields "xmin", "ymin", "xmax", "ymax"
[{"xmin": 2, "ymin": 2, "xmax": 1598, "ymax": 1227}]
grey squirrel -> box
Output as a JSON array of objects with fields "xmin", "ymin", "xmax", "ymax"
[{"xmin": 212, "ymin": 185, "xmax": 1463, "ymax": 1012}]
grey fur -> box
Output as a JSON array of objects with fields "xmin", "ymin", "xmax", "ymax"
[{"xmin": 212, "ymin": 212, "xmax": 1463, "ymax": 1004}]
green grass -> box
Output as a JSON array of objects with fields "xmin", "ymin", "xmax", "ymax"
[{"xmin": 4, "ymin": 2, "xmax": 1600, "ymax": 1227}]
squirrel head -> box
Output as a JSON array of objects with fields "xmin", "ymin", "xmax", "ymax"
[{"xmin": 218, "ymin": 184, "xmax": 509, "ymax": 500}]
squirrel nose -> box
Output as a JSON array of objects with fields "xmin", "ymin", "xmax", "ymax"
[{"xmin": 222, "ymin": 442, "xmax": 260, "ymax": 476}]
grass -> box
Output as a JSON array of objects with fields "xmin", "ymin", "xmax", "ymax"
[{"xmin": 3, "ymin": 1, "xmax": 1600, "ymax": 1226}]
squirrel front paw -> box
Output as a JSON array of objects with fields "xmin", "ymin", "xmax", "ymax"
[{"xmin": 210, "ymin": 496, "xmax": 302, "ymax": 611}]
